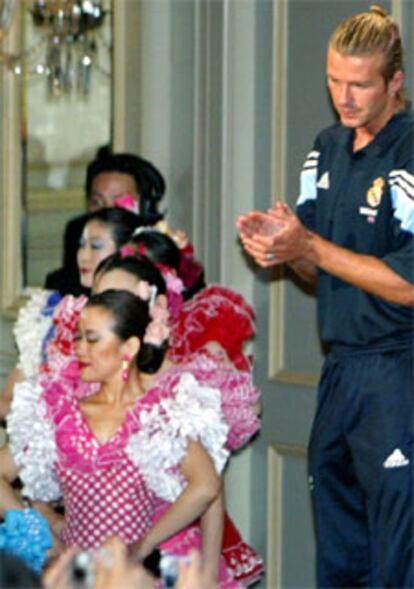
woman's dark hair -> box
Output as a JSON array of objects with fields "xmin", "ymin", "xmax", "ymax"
[
  {"xmin": 84, "ymin": 208, "xmax": 145, "ymax": 249},
  {"xmin": 85, "ymin": 152, "xmax": 166, "ymax": 223},
  {"xmin": 86, "ymin": 289, "xmax": 168, "ymax": 374},
  {"xmin": 0, "ymin": 551, "xmax": 41, "ymax": 589},
  {"xmin": 132, "ymin": 230, "xmax": 181, "ymax": 273},
  {"xmin": 95, "ymin": 252, "xmax": 167, "ymax": 296}
]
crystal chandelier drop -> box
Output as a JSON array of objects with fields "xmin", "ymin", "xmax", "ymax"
[
  {"xmin": 0, "ymin": 0, "xmax": 111, "ymax": 98},
  {"xmin": 0, "ymin": 0, "xmax": 14, "ymax": 32}
]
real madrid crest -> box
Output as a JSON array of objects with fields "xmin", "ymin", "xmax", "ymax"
[{"xmin": 366, "ymin": 177, "xmax": 385, "ymax": 207}]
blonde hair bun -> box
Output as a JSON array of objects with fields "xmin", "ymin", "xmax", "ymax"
[{"xmin": 369, "ymin": 4, "xmax": 388, "ymax": 18}]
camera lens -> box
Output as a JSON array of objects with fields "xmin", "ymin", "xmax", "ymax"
[
  {"xmin": 160, "ymin": 553, "xmax": 180, "ymax": 588},
  {"xmin": 70, "ymin": 552, "xmax": 94, "ymax": 589},
  {"xmin": 142, "ymin": 548, "xmax": 161, "ymax": 578}
]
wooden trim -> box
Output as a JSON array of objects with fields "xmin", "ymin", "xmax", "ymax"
[
  {"xmin": 268, "ymin": 0, "xmax": 321, "ymax": 386},
  {"xmin": 268, "ymin": 1, "xmax": 290, "ymax": 383},
  {"xmin": 26, "ymin": 187, "xmax": 84, "ymax": 211},
  {"xmin": 270, "ymin": 0, "xmax": 287, "ymax": 207},
  {"xmin": 390, "ymin": 0, "xmax": 402, "ymax": 24},
  {"xmin": 267, "ymin": 442, "xmax": 307, "ymax": 589},
  {"xmin": 0, "ymin": 4, "xmax": 23, "ymax": 315},
  {"xmin": 112, "ymin": 0, "xmax": 126, "ymax": 151},
  {"xmin": 192, "ymin": 0, "xmax": 206, "ymax": 260}
]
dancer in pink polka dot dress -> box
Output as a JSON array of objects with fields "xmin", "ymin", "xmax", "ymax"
[{"xmin": 1, "ymin": 289, "xmax": 254, "ymax": 588}]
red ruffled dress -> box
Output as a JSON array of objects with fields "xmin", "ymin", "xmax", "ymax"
[
  {"xmin": 168, "ymin": 284, "xmax": 264, "ymax": 585},
  {"xmin": 169, "ymin": 284, "xmax": 255, "ymax": 372}
]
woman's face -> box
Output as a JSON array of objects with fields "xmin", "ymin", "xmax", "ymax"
[
  {"xmin": 75, "ymin": 305, "xmax": 123, "ymax": 383},
  {"xmin": 88, "ymin": 172, "xmax": 139, "ymax": 212},
  {"xmin": 77, "ymin": 220, "xmax": 117, "ymax": 288},
  {"xmin": 93, "ymin": 268, "xmax": 141, "ymax": 295}
]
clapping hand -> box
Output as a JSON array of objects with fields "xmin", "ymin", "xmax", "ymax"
[
  {"xmin": 237, "ymin": 207, "xmax": 285, "ymax": 266},
  {"xmin": 237, "ymin": 201, "xmax": 309, "ymax": 267},
  {"xmin": 237, "ymin": 209, "xmax": 285, "ymax": 239}
]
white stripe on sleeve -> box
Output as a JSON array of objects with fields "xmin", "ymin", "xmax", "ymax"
[{"xmin": 389, "ymin": 169, "xmax": 414, "ymax": 233}]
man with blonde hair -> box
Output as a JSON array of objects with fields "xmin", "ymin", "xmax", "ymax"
[{"xmin": 238, "ymin": 5, "xmax": 413, "ymax": 587}]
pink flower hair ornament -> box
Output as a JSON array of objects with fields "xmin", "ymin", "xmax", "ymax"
[
  {"xmin": 114, "ymin": 193, "xmax": 139, "ymax": 214},
  {"xmin": 143, "ymin": 294, "xmax": 171, "ymax": 347},
  {"xmin": 157, "ymin": 264, "xmax": 184, "ymax": 295},
  {"xmin": 132, "ymin": 280, "xmax": 170, "ymax": 347},
  {"xmin": 119, "ymin": 242, "xmax": 147, "ymax": 259},
  {"xmin": 120, "ymin": 244, "xmax": 136, "ymax": 258},
  {"xmin": 154, "ymin": 265, "xmax": 185, "ymax": 322},
  {"xmin": 134, "ymin": 281, "xmax": 157, "ymax": 306}
]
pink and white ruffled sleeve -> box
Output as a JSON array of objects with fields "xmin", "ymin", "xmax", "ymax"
[
  {"xmin": 13, "ymin": 289, "xmax": 54, "ymax": 379},
  {"xmin": 126, "ymin": 372, "xmax": 229, "ymax": 503},
  {"xmin": 202, "ymin": 363, "xmax": 261, "ymax": 451},
  {"xmin": 42, "ymin": 294, "xmax": 88, "ymax": 377},
  {"xmin": 7, "ymin": 379, "xmax": 61, "ymax": 502},
  {"xmin": 175, "ymin": 355, "xmax": 261, "ymax": 451}
]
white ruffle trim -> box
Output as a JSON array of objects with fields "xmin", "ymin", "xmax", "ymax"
[
  {"xmin": 7, "ymin": 379, "xmax": 61, "ymax": 502},
  {"xmin": 126, "ymin": 372, "xmax": 230, "ymax": 502},
  {"xmin": 13, "ymin": 289, "xmax": 54, "ymax": 379}
]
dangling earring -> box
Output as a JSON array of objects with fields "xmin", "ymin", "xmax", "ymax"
[{"xmin": 121, "ymin": 354, "xmax": 131, "ymax": 382}]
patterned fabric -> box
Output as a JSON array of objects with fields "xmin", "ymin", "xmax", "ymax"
[
  {"xmin": 11, "ymin": 282, "xmax": 262, "ymax": 585},
  {"xmin": 14, "ymin": 289, "xmax": 57, "ymax": 379},
  {"xmin": 59, "ymin": 457, "xmax": 154, "ymax": 549},
  {"xmin": 160, "ymin": 355, "xmax": 260, "ymax": 453},
  {"xmin": 155, "ymin": 505, "xmax": 241, "ymax": 589},
  {"xmin": 0, "ymin": 508, "xmax": 52, "ymax": 573},
  {"xmin": 169, "ymin": 284, "xmax": 255, "ymax": 372},
  {"xmin": 14, "ymin": 293, "xmax": 97, "ymax": 401},
  {"xmin": 7, "ymin": 379, "xmax": 61, "ymax": 502},
  {"xmin": 41, "ymin": 294, "xmax": 88, "ymax": 376},
  {"xmin": 178, "ymin": 242, "xmax": 205, "ymax": 291},
  {"xmin": 222, "ymin": 513, "xmax": 264, "ymax": 585},
  {"xmin": 126, "ymin": 371, "xmax": 229, "ymax": 502},
  {"xmin": 40, "ymin": 295, "xmax": 99, "ymax": 399},
  {"xmin": 7, "ymin": 363, "xmax": 230, "ymax": 551}
]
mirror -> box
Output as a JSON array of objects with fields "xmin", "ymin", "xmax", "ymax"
[
  {"xmin": 23, "ymin": 0, "xmax": 112, "ymax": 287},
  {"xmin": 0, "ymin": 0, "xmax": 113, "ymax": 314}
]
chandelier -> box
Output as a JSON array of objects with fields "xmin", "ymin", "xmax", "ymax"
[{"xmin": 0, "ymin": 0, "xmax": 111, "ymax": 98}]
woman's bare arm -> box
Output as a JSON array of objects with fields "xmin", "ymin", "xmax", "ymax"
[
  {"xmin": 199, "ymin": 486, "xmax": 225, "ymax": 583},
  {"xmin": 0, "ymin": 446, "xmax": 24, "ymax": 515},
  {"xmin": 132, "ymin": 440, "xmax": 222, "ymax": 559},
  {"xmin": 0, "ymin": 367, "xmax": 25, "ymax": 419}
]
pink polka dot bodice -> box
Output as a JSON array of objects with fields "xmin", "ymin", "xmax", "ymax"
[
  {"xmin": 37, "ymin": 353, "xmax": 259, "ymax": 558},
  {"xmin": 58, "ymin": 455, "xmax": 155, "ymax": 549}
]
